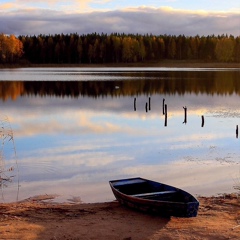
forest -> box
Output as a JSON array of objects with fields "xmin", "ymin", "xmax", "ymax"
[{"xmin": 0, "ymin": 33, "xmax": 240, "ymax": 64}]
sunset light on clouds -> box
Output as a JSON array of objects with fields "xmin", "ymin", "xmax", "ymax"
[{"xmin": 0, "ymin": 0, "xmax": 239, "ymax": 37}]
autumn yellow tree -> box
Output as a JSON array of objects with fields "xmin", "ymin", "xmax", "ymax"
[
  {"xmin": 122, "ymin": 37, "xmax": 133, "ymax": 62},
  {"xmin": 215, "ymin": 37, "xmax": 234, "ymax": 62},
  {"xmin": 167, "ymin": 37, "xmax": 176, "ymax": 59},
  {"xmin": 112, "ymin": 36, "xmax": 121, "ymax": 63},
  {"xmin": 0, "ymin": 34, "xmax": 23, "ymax": 63}
]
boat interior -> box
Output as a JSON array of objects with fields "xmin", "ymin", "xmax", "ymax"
[{"xmin": 111, "ymin": 178, "xmax": 197, "ymax": 203}]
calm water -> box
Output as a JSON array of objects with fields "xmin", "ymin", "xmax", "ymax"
[{"xmin": 0, "ymin": 67, "xmax": 240, "ymax": 203}]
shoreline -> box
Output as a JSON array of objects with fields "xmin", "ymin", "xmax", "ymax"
[
  {"xmin": 1, "ymin": 60, "xmax": 240, "ymax": 69},
  {"xmin": 0, "ymin": 194, "xmax": 239, "ymax": 240}
]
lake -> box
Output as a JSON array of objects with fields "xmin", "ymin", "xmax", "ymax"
[{"xmin": 0, "ymin": 67, "xmax": 240, "ymax": 203}]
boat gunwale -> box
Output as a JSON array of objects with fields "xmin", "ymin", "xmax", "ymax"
[{"xmin": 109, "ymin": 177, "xmax": 199, "ymax": 205}]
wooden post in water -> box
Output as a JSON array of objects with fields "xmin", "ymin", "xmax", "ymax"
[
  {"xmin": 145, "ymin": 102, "xmax": 148, "ymax": 112},
  {"xmin": 201, "ymin": 115, "xmax": 204, "ymax": 127},
  {"xmin": 148, "ymin": 97, "xmax": 151, "ymax": 111},
  {"xmin": 236, "ymin": 125, "xmax": 238, "ymax": 138},
  {"xmin": 183, "ymin": 106, "xmax": 187, "ymax": 124},
  {"xmin": 164, "ymin": 104, "xmax": 167, "ymax": 127},
  {"xmin": 164, "ymin": 115, "xmax": 167, "ymax": 127},
  {"xmin": 162, "ymin": 98, "xmax": 165, "ymax": 115},
  {"xmin": 134, "ymin": 97, "xmax": 136, "ymax": 111}
]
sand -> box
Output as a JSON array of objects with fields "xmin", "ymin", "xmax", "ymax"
[{"xmin": 0, "ymin": 194, "xmax": 239, "ymax": 240}]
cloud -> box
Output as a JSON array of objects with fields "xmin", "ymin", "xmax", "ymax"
[
  {"xmin": 122, "ymin": 160, "xmax": 239, "ymax": 196},
  {"xmin": 0, "ymin": 0, "xmax": 95, "ymax": 12},
  {"xmin": 0, "ymin": 7, "xmax": 239, "ymax": 36}
]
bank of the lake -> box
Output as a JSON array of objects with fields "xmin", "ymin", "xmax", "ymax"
[
  {"xmin": 0, "ymin": 60, "xmax": 240, "ymax": 69},
  {"xmin": 0, "ymin": 194, "xmax": 239, "ymax": 240}
]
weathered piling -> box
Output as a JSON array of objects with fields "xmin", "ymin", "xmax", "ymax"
[
  {"xmin": 165, "ymin": 104, "xmax": 167, "ymax": 117},
  {"xmin": 164, "ymin": 115, "xmax": 167, "ymax": 127},
  {"xmin": 134, "ymin": 97, "xmax": 136, "ymax": 111},
  {"xmin": 201, "ymin": 115, "xmax": 204, "ymax": 127},
  {"xmin": 148, "ymin": 97, "xmax": 151, "ymax": 111},
  {"xmin": 145, "ymin": 102, "xmax": 148, "ymax": 112},
  {"xmin": 183, "ymin": 106, "xmax": 187, "ymax": 124},
  {"xmin": 236, "ymin": 125, "xmax": 238, "ymax": 138},
  {"xmin": 163, "ymin": 98, "xmax": 165, "ymax": 115},
  {"xmin": 164, "ymin": 104, "xmax": 167, "ymax": 127}
]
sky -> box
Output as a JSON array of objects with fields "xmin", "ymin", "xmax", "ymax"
[{"xmin": 0, "ymin": 0, "xmax": 239, "ymax": 36}]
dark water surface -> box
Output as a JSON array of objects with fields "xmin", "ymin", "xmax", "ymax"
[{"xmin": 0, "ymin": 67, "xmax": 240, "ymax": 203}]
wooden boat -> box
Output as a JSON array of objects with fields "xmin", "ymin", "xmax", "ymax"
[{"xmin": 109, "ymin": 177, "xmax": 199, "ymax": 217}]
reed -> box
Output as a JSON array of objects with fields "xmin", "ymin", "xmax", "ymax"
[
  {"xmin": 233, "ymin": 168, "xmax": 240, "ymax": 199},
  {"xmin": 0, "ymin": 117, "xmax": 19, "ymax": 201}
]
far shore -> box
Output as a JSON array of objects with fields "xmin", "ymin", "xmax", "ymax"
[{"xmin": 0, "ymin": 60, "xmax": 240, "ymax": 69}]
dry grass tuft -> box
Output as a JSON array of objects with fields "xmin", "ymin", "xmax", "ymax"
[{"xmin": 0, "ymin": 116, "xmax": 19, "ymax": 201}]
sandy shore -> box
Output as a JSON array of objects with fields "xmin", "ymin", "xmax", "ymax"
[{"xmin": 0, "ymin": 194, "xmax": 239, "ymax": 240}]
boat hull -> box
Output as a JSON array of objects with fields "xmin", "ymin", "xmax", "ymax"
[{"xmin": 109, "ymin": 177, "xmax": 199, "ymax": 218}]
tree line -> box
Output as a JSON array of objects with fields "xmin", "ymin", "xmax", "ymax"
[{"xmin": 1, "ymin": 33, "xmax": 240, "ymax": 64}]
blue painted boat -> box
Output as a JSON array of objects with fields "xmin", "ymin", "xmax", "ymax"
[{"xmin": 109, "ymin": 177, "xmax": 199, "ymax": 217}]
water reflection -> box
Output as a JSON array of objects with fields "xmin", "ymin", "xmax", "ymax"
[
  {"xmin": 0, "ymin": 68, "xmax": 239, "ymax": 203},
  {"xmin": 0, "ymin": 68, "xmax": 240, "ymax": 100}
]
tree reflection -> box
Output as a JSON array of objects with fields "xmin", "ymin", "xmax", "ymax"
[{"xmin": 0, "ymin": 71, "xmax": 240, "ymax": 100}]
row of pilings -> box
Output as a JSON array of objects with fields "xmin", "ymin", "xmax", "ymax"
[{"xmin": 133, "ymin": 97, "xmax": 238, "ymax": 138}]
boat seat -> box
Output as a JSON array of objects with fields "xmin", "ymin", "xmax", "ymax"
[
  {"xmin": 113, "ymin": 179, "xmax": 146, "ymax": 187},
  {"xmin": 131, "ymin": 190, "xmax": 176, "ymax": 197}
]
